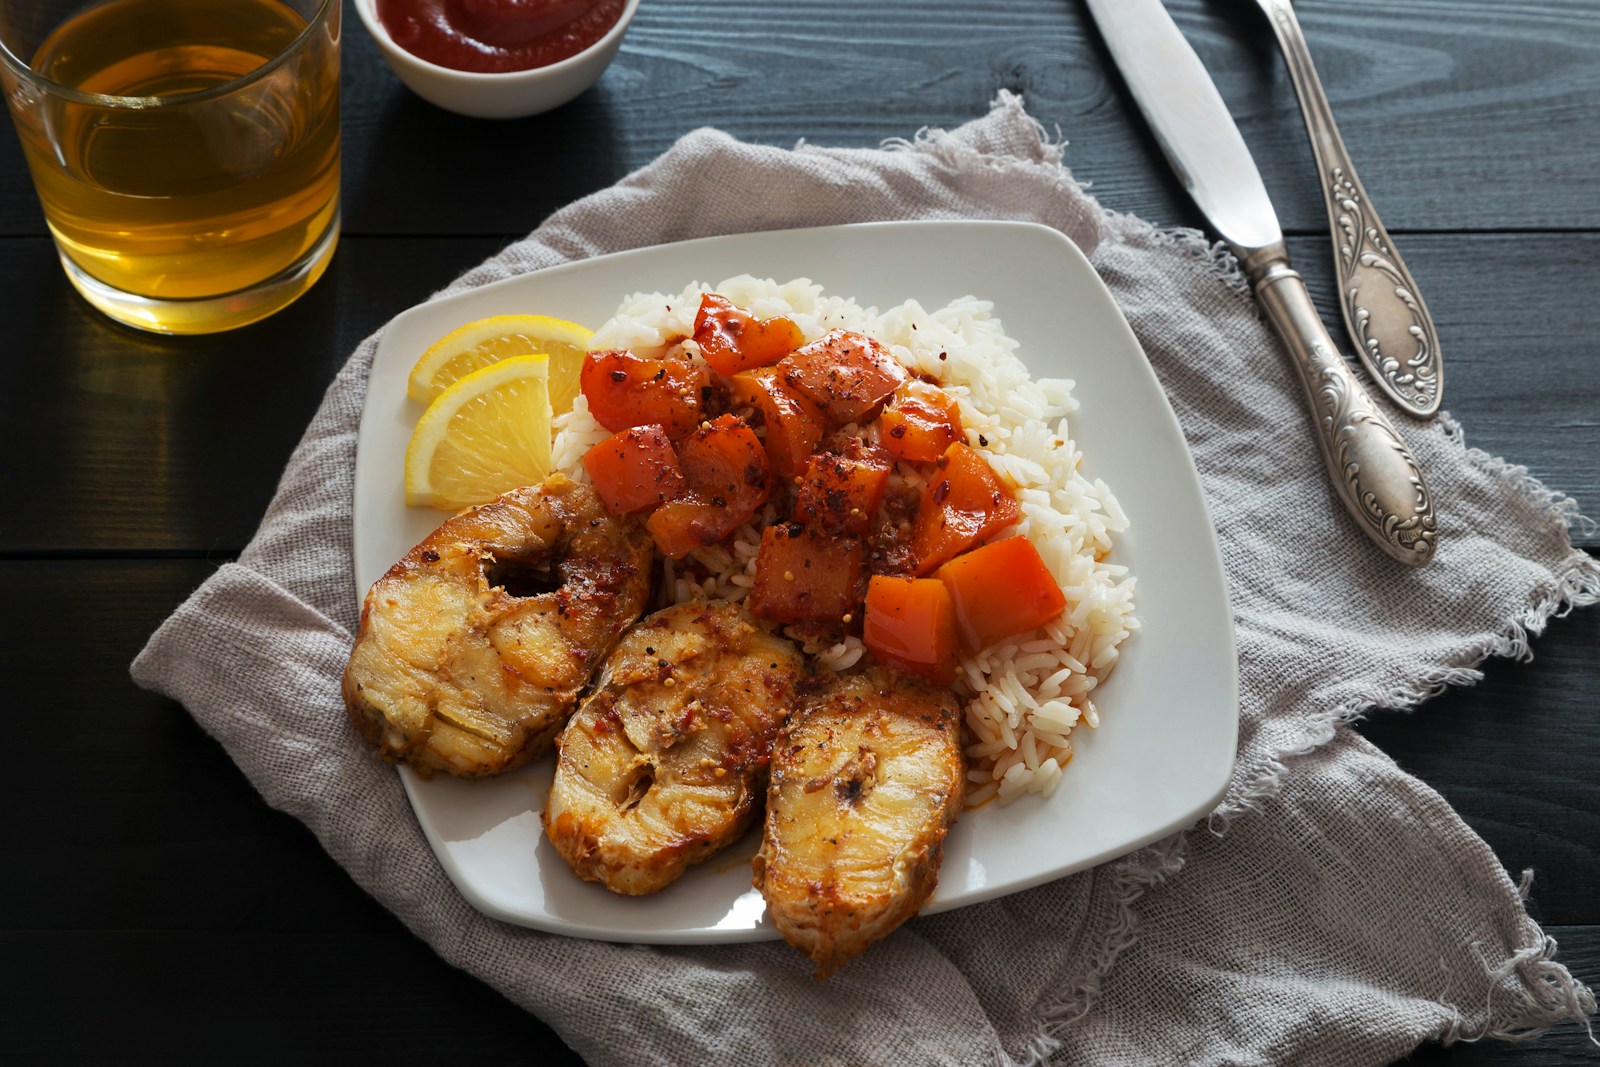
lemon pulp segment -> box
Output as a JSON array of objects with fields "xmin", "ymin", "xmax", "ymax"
[{"xmin": 405, "ymin": 355, "xmax": 554, "ymax": 511}]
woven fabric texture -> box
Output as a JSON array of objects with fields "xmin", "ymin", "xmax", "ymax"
[{"xmin": 132, "ymin": 94, "xmax": 1597, "ymax": 1066}]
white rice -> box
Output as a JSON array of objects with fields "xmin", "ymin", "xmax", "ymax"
[{"xmin": 555, "ymin": 276, "xmax": 1138, "ymax": 807}]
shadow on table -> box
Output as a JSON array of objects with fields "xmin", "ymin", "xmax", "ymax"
[{"xmin": 342, "ymin": 79, "xmax": 627, "ymax": 238}]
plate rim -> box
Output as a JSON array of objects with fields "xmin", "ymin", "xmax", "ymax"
[{"xmin": 354, "ymin": 218, "xmax": 1239, "ymax": 943}]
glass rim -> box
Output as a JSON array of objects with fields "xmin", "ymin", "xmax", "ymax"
[{"xmin": 0, "ymin": 0, "xmax": 338, "ymax": 109}]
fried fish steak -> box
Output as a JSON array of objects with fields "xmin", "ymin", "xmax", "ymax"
[
  {"xmin": 544, "ymin": 600, "xmax": 806, "ymax": 895},
  {"xmin": 754, "ymin": 669, "xmax": 965, "ymax": 977},
  {"xmin": 342, "ymin": 474, "xmax": 654, "ymax": 779}
]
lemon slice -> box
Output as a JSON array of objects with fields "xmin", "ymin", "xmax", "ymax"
[
  {"xmin": 407, "ymin": 313, "xmax": 592, "ymax": 414},
  {"xmin": 405, "ymin": 355, "xmax": 554, "ymax": 511}
]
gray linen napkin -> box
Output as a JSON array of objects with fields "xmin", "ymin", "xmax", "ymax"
[{"xmin": 132, "ymin": 93, "xmax": 1598, "ymax": 1065}]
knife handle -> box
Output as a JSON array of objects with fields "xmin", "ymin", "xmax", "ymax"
[
  {"xmin": 1259, "ymin": 0, "xmax": 1442, "ymax": 417},
  {"xmin": 1253, "ymin": 262, "xmax": 1438, "ymax": 566}
]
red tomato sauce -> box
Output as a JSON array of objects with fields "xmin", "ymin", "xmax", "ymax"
[{"xmin": 376, "ymin": 0, "xmax": 625, "ymax": 74}]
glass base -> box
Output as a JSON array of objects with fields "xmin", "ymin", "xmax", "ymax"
[{"xmin": 58, "ymin": 211, "xmax": 341, "ymax": 336}]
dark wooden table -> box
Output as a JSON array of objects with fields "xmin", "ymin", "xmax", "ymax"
[{"xmin": 3, "ymin": 2, "xmax": 1595, "ymax": 1063}]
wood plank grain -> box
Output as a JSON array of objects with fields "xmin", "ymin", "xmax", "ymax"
[
  {"xmin": 1290, "ymin": 235, "xmax": 1600, "ymax": 536},
  {"xmin": 0, "ymin": 0, "xmax": 1592, "ymax": 1061},
  {"xmin": 2, "ymin": 1, "xmax": 1597, "ymax": 237},
  {"xmin": 316, "ymin": 0, "xmax": 1600, "ymax": 235},
  {"xmin": 1146, "ymin": 0, "xmax": 1600, "ymax": 233},
  {"xmin": 0, "ymin": 235, "xmax": 502, "ymax": 556},
  {"xmin": 1354, "ymin": 591, "xmax": 1600, "ymax": 926},
  {"xmin": 0, "ymin": 232, "xmax": 1592, "ymax": 554},
  {"xmin": 0, "ymin": 929, "xmax": 585, "ymax": 1063},
  {"xmin": 1, "ymin": 928, "xmax": 1589, "ymax": 1062}
]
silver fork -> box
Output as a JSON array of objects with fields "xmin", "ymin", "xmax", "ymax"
[{"xmin": 1252, "ymin": 0, "xmax": 1442, "ymax": 417}]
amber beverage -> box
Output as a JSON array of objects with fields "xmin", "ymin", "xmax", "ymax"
[{"xmin": 0, "ymin": 0, "xmax": 340, "ymax": 333}]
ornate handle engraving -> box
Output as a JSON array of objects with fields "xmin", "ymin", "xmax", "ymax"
[
  {"xmin": 1255, "ymin": 264, "xmax": 1438, "ymax": 566},
  {"xmin": 1258, "ymin": 0, "xmax": 1442, "ymax": 417}
]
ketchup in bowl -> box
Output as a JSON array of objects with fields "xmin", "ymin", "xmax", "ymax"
[{"xmin": 375, "ymin": 0, "xmax": 627, "ymax": 73}]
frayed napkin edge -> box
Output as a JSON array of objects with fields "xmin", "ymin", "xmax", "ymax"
[
  {"xmin": 1007, "ymin": 216, "xmax": 1600, "ymax": 1063},
  {"xmin": 125, "ymin": 92, "xmax": 1600, "ymax": 1064}
]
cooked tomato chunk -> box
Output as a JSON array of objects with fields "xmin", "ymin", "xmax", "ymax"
[
  {"xmin": 862, "ymin": 575, "xmax": 958, "ymax": 684},
  {"xmin": 729, "ymin": 367, "xmax": 825, "ymax": 478},
  {"xmin": 645, "ymin": 501, "xmax": 734, "ymax": 560},
  {"xmin": 748, "ymin": 525, "xmax": 863, "ymax": 626},
  {"xmin": 580, "ymin": 348, "xmax": 709, "ymax": 439},
  {"xmin": 878, "ymin": 379, "xmax": 963, "ymax": 463},
  {"xmin": 910, "ymin": 443, "xmax": 1020, "ymax": 574},
  {"xmin": 934, "ymin": 536, "xmax": 1066, "ymax": 650},
  {"xmin": 693, "ymin": 293, "xmax": 807, "ymax": 376},
  {"xmin": 581, "ymin": 425, "xmax": 685, "ymax": 517},
  {"xmin": 645, "ymin": 414, "xmax": 770, "ymax": 558},
  {"xmin": 793, "ymin": 451, "xmax": 889, "ymax": 536},
  {"xmin": 676, "ymin": 414, "xmax": 770, "ymax": 512},
  {"xmin": 781, "ymin": 330, "xmax": 909, "ymax": 424}
]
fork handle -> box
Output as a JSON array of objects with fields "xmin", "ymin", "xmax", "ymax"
[
  {"xmin": 1250, "ymin": 258, "xmax": 1438, "ymax": 566},
  {"xmin": 1260, "ymin": 0, "xmax": 1442, "ymax": 417}
]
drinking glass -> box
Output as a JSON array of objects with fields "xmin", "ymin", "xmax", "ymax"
[{"xmin": 0, "ymin": 0, "xmax": 341, "ymax": 334}]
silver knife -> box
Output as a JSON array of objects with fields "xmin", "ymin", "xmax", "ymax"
[
  {"xmin": 1252, "ymin": 0, "xmax": 1442, "ymax": 417},
  {"xmin": 1084, "ymin": 0, "xmax": 1437, "ymax": 566}
]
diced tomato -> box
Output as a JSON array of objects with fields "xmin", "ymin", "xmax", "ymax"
[
  {"xmin": 748, "ymin": 524, "xmax": 863, "ymax": 626},
  {"xmin": 676, "ymin": 414, "xmax": 769, "ymax": 512},
  {"xmin": 793, "ymin": 450, "xmax": 889, "ymax": 536},
  {"xmin": 934, "ymin": 536, "xmax": 1067, "ymax": 650},
  {"xmin": 729, "ymin": 367, "xmax": 825, "ymax": 478},
  {"xmin": 644, "ymin": 501, "xmax": 732, "ymax": 559},
  {"xmin": 878, "ymin": 379, "xmax": 963, "ymax": 463},
  {"xmin": 580, "ymin": 348, "xmax": 709, "ymax": 439},
  {"xmin": 780, "ymin": 329, "xmax": 909, "ymax": 424},
  {"xmin": 862, "ymin": 575, "xmax": 958, "ymax": 684},
  {"xmin": 645, "ymin": 414, "xmax": 770, "ymax": 558},
  {"xmin": 693, "ymin": 293, "xmax": 807, "ymax": 376},
  {"xmin": 580, "ymin": 425, "xmax": 685, "ymax": 517},
  {"xmin": 910, "ymin": 443, "xmax": 1021, "ymax": 574}
]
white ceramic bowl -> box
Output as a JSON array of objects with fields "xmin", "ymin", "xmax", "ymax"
[{"xmin": 354, "ymin": 0, "xmax": 640, "ymax": 119}]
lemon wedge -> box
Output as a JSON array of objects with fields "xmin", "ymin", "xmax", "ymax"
[
  {"xmin": 407, "ymin": 313, "xmax": 592, "ymax": 414},
  {"xmin": 405, "ymin": 355, "xmax": 554, "ymax": 511}
]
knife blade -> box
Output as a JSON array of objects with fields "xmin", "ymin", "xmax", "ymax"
[{"xmin": 1084, "ymin": 0, "xmax": 1437, "ymax": 566}]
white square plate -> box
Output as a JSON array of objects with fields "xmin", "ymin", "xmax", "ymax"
[{"xmin": 353, "ymin": 220, "xmax": 1237, "ymax": 943}]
